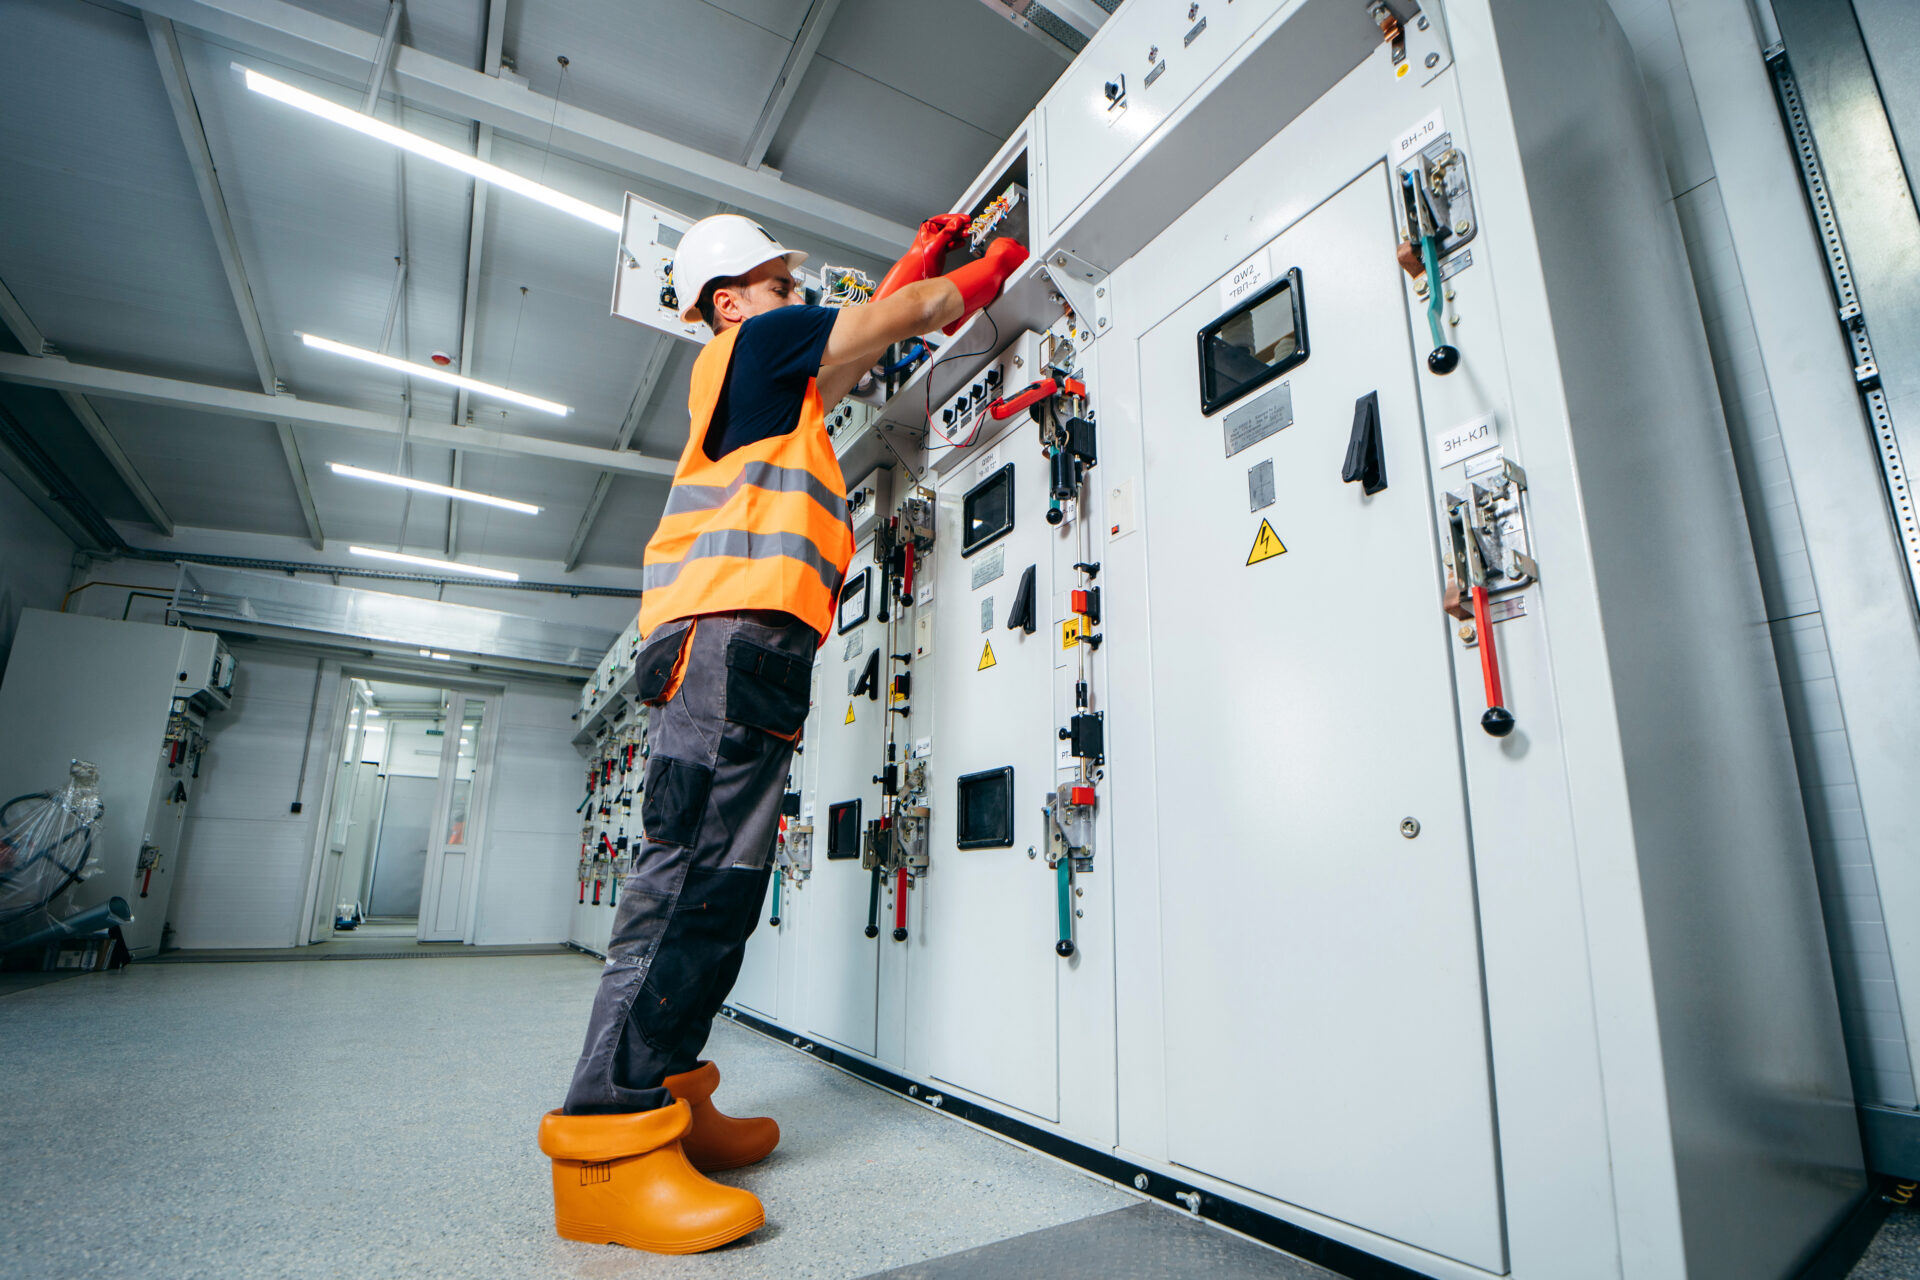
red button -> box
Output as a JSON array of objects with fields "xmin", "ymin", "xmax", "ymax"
[{"xmin": 1069, "ymin": 786, "xmax": 1096, "ymax": 807}]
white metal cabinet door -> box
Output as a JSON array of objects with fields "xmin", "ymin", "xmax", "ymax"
[
  {"xmin": 923, "ymin": 430, "xmax": 1061, "ymax": 1123},
  {"xmin": 802, "ymin": 554, "xmax": 886, "ymax": 1056},
  {"xmin": 1138, "ymin": 168, "xmax": 1503, "ymax": 1270}
]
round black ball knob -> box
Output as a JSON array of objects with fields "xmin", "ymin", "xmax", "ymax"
[
  {"xmin": 1481, "ymin": 706, "xmax": 1516, "ymax": 737},
  {"xmin": 1056, "ymin": 939, "xmax": 1076, "ymax": 957},
  {"xmin": 892, "ymin": 927, "xmax": 908, "ymax": 941},
  {"xmin": 769, "ymin": 916, "xmax": 781, "ymax": 927},
  {"xmin": 1046, "ymin": 507, "xmax": 1065, "ymax": 526},
  {"xmin": 1427, "ymin": 345, "xmax": 1460, "ymax": 375},
  {"xmin": 864, "ymin": 925, "xmax": 879, "ymax": 939}
]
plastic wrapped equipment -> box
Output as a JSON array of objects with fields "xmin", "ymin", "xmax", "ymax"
[{"xmin": 0, "ymin": 760, "xmax": 104, "ymax": 933}]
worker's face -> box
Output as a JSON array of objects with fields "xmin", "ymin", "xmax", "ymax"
[{"xmin": 712, "ymin": 260, "xmax": 800, "ymax": 329}]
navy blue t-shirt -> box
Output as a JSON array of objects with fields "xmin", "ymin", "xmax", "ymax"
[{"xmin": 702, "ymin": 304, "xmax": 840, "ymax": 461}]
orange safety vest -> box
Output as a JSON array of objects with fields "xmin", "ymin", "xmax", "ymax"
[{"xmin": 638, "ymin": 323, "xmax": 854, "ymax": 641}]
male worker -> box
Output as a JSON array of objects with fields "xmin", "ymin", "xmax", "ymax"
[{"xmin": 536, "ymin": 212, "xmax": 1028, "ymax": 1254}]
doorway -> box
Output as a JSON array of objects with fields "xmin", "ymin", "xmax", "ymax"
[{"xmin": 311, "ymin": 677, "xmax": 498, "ymax": 943}]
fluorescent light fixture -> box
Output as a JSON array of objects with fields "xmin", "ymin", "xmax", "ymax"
[
  {"xmin": 238, "ymin": 65, "xmax": 622, "ymax": 233},
  {"xmin": 365, "ymin": 708, "xmax": 381, "ymax": 717},
  {"xmin": 328, "ymin": 462, "xmax": 542, "ymax": 514},
  {"xmin": 301, "ymin": 334, "xmax": 570, "ymax": 416},
  {"xmin": 349, "ymin": 546, "xmax": 521, "ymax": 581},
  {"xmin": 429, "ymin": 652, "xmax": 453, "ymax": 661}
]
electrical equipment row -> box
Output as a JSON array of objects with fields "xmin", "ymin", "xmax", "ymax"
[{"xmin": 578, "ymin": 716, "xmax": 647, "ymax": 907}]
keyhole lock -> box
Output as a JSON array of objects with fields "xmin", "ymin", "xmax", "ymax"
[{"xmin": 1400, "ymin": 817, "xmax": 1422, "ymax": 839}]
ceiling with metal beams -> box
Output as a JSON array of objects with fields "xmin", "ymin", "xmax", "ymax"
[{"xmin": 0, "ymin": 0, "xmax": 1083, "ymax": 576}]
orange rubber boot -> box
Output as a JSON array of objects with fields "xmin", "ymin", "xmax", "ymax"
[
  {"xmin": 537, "ymin": 1099, "xmax": 764, "ymax": 1254},
  {"xmin": 662, "ymin": 1061, "xmax": 781, "ymax": 1172}
]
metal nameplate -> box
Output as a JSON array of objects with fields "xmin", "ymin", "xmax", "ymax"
[
  {"xmin": 971, "ymin": 546, "xmax": 1006, "ymax": 591},
  {"xmin": 1248, "ymin": 458, "xmax": 1276, "ymax": 512},
  {"xmin": 1224, "ymin": 382, "xmax": 1293, "ymax": 457}
]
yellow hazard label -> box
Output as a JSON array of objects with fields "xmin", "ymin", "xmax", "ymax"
[
  {"xmin": 1061, "ymin": 616, "xmax": 1083, "ymax": 650},
  {"xmin": 844, "ymin": 702, "xmax": 856, "ymax": 724},
  {"xmin": 978, "ymin": 640, "xmax": 997, "ymax": 670},
  {"xmin": 1247, "ymin": 518, "xmax": 1287, "ymax": 565}
]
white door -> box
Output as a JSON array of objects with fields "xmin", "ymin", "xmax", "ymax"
[
  {"xmin": 416, "ymin": 692, "xmax": 497, "ymax": 942},
  {"xmin": 311, "ymin": 687, "xmax": 372, "ymax": 941},
  {"xmin": 1137, "ymin": 167, "xmax": 1504, "ymax": 1269},
  {"xmin": 801, "ymin": 549, "xmax": 887, "ymax": 1055},
  {"xmin": 922, "ymin": 427, "xmax": 1062, "ymax": 1123}
]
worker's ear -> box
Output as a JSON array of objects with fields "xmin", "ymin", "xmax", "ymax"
[{"xmin": 713, "ymin": 282, "xmax": 752, "ymax": 325}]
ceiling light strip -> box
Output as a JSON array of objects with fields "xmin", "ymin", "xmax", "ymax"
[
  {"xmin": 238, "ymin": 66, "xmax": 622, "ymax": 233},
  {"xmin": 301, "ymin": 334, "xmax": 571, "ymax": 416},
  {"xmin": 349, "ymin": 546, "xmax": 521, "ymax": 581},
  {"xmin": 328, "ymin": 462, "xmax": 542, "ymax": 514}
]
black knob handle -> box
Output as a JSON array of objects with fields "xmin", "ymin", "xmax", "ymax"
[
  {"xmin": 1046, "ymin": 507, "xmax": 1065, "ymax": 526},
  {"xmin": 1104, "ymin": 80, "xmax": 1121, "ymax": 101},
  {"xmin": 864, "ymin": 924, "xmax": 879, "ymax": 939},
  {"xmin": 769, "ymin": 915, "xmax": 781, "ymax": 927},
  {"xmin": 1058, "ymin": 728, "xmax": 1071, "ymax": 740},
  {"xmin": 892, "ymin": 927, "xmax": 908, "ymax": 941},
  {"xmin": 1056, "ymin": 939, "xmax": 1076, "ymax": 957},
  {"xmin": 1481, "ymin": 706, "xmax": 1515, "ymax": 737},
  {"xmin": 1427, "ymin": 345, "xmax": 1460, "ymax": 375}
]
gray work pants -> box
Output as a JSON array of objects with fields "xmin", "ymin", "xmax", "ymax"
[{"xmin": 564, "ymin": 611, "xmax": 816, "ymax": 1115}]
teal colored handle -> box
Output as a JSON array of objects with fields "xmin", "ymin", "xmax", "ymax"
[
  {"xmin": 1420, "ymin": 233, "xmax": 1446, "ymax": 349},
  {"xmin": 1055, "ymin": 854, "xmax": 1075, "ymax": 958},
  {"xmin": 769, "ymin": 868, "xmax": 782, "ymax": 927},
  {"xmin": 865, "ymin": 864, "xmax": 882, "ymax": 939}
]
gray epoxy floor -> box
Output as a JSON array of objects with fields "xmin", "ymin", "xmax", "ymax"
[
  {"xmin": 0, "ymin": 952, "xmax": 1132, "ymax": 1280},
  {"xmin": 4, "ymin": 953, "xmax": 1915, "ymax": 1280},
  {"xmin": 1852, "ymin": 1201, "xmax": 1920, "ymax": 1280}
]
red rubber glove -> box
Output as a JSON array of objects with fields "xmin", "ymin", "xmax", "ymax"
[
  {"xmin": 874, "ymin": 213, "xmax": 972, "ymax": 302},
  {"xmin": 939, "ymin": 237, "xmax": 1029, "ymax": 335}
]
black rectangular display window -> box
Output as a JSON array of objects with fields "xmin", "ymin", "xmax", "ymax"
[
  {"xmin": 956, "ymin": 767, "xmax": 1015, "ymax": 849},
  {"xmin": 837, "ymin": 568, "xmax": 871, "ymax": 635},
  {"xmin": 1197, "ymin": 267, "xmax": 1310, "ymax": 416},
  {"xmin": 827, "ymin": 799, "xmax": 862, "ymax": 860},
  {"xmin": 962, "ymin": 464, "xmax": 1015, "ymax": 558}
]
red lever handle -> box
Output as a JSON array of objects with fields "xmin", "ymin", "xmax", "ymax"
[
  {"xmin": 1470, "ymin": 585, "xmax": 1516, "ymax": 737},
  {"xmin": 989, "ymin": 377, "xmax": 1058, "ymax": 421},
  {"xmin": 892, "ymin": 867, "xmax": 910, "ymax": 941}
]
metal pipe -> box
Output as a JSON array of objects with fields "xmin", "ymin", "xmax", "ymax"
[
  {"xmin": 1, "ymin": 897, "xmax": 132, "ymax": 954},
  {"xmin": 102, "ymin": 548, "xmax": 642, "ymax": 597}
]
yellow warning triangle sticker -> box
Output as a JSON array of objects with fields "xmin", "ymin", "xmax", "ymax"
[
  {"xmin": 844, "ymin": 702, "xmax": 856, "ymax": 724},
  {"xmin": 1246, "ymin": 518, "xmax": 1288, "ymax": 566},
  {"xmin": 978, "ymin": 640, "xmax": 997, "ymax": 670}
]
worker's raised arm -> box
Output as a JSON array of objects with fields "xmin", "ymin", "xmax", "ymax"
[
  {"xmin": 816, "ymin": 237, "xmax": 1029, "ymax": 408},
  {"xmin": 815, "ymin": 280, "xmax": 960, "ymax": 406}
]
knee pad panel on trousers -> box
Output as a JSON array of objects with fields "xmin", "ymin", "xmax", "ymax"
[
  {"xmin": 642, "ymin": 756, "xmax": 713, "ymax": 848},
  {"xmin": 635, "ymin": 866, "xmax": 770, "ymax": 1052}
]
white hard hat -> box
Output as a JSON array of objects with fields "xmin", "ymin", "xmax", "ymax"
[{"xmin": 672, "ymin": 214, "xmax": 808, "ymax": 323}]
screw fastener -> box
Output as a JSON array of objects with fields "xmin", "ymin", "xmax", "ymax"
[
  {"xmin": 1425, "ymin": 52, "xmax": 1440, "ymax": 68},
  {"xmin": 1401, "ymin": 817, "xmax": 1422, "ymax": 839}
]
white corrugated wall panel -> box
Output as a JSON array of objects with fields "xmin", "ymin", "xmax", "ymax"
[
  {"xmin": 0, "ymin": 473, "xmax": 76, "ymax": 678},
  {"xmin": 1606, "ymin": 0, "xmax": 1917, "ymax": 1107}
]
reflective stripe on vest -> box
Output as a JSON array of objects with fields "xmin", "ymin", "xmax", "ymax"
[{"xmin": 637, "ymin": 323, "xmax": 853, "ymax": 641}]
